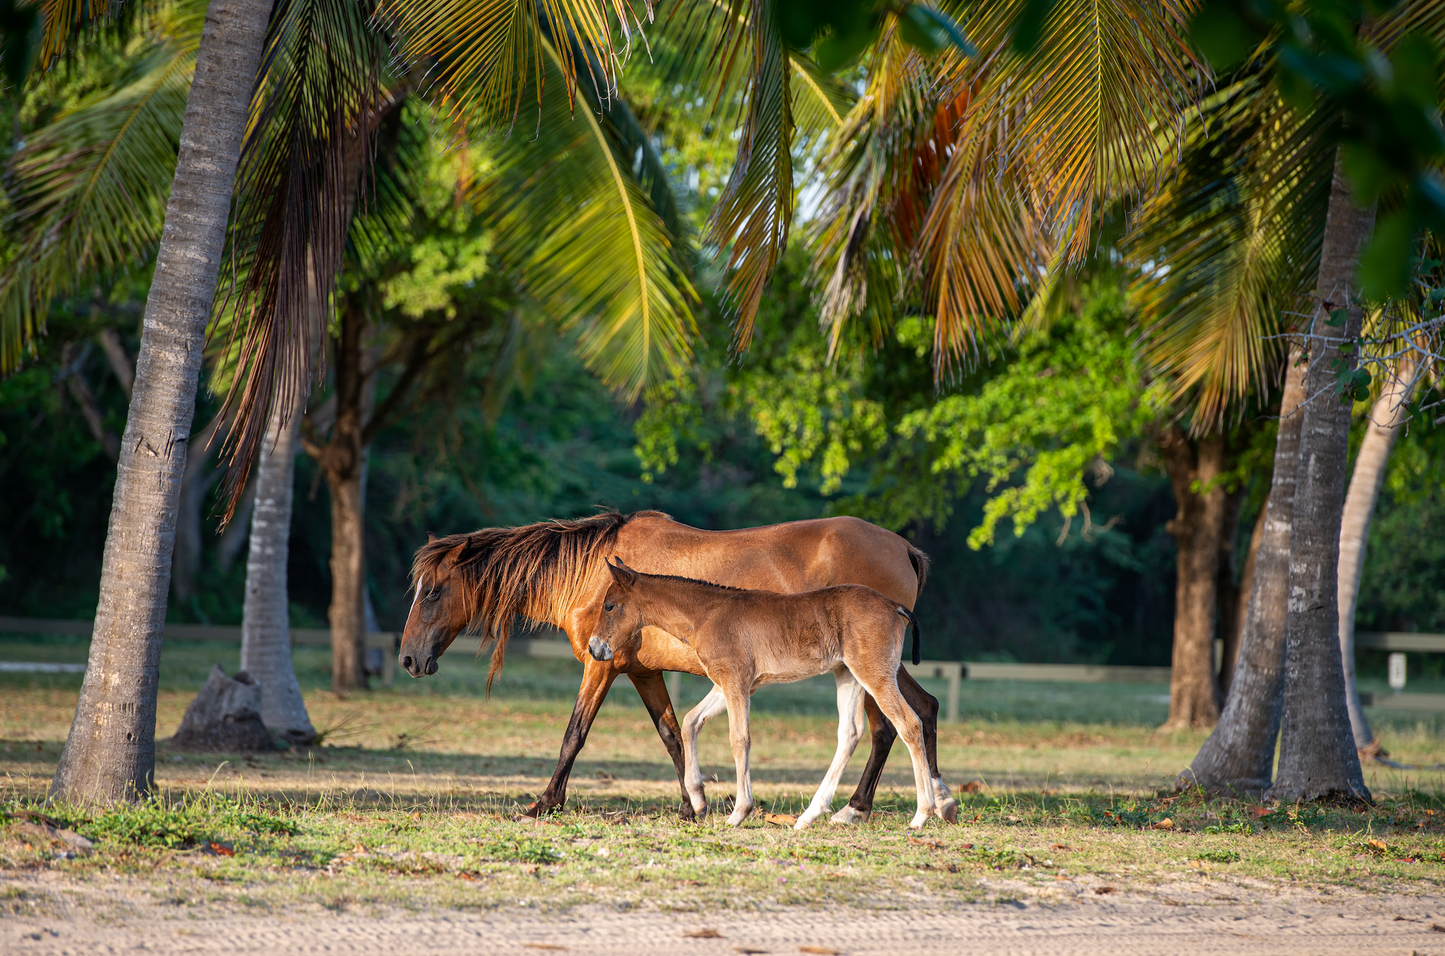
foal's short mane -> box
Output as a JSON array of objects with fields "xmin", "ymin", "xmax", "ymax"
[
  {"xmin": 628, "ymin": 571, "xmax": 748, "ymax": 595},
  {"xmin": 411, "ymin": 509, "xmax": 668, "ymax": 687}
]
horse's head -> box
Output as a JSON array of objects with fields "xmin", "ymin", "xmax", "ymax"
[
  {"xmin": 588, "ymin": 557, "xmax": 645, "ymax": 663},
  {"xmin": 401, "ymin": 534, "xmax": 473, "ymax": 678}
]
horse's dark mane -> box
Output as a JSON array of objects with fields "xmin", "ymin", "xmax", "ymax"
[{"xmin": 411, "ymin": 509, "xmax": 669, "ymax": 687}]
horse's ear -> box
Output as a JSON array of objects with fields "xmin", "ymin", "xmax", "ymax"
[
  {"xmin": 427, "ymin": 532, "xmax": 438, "ymax": 544},
  {"xmin": 606, "ymin": 556, "xmax": 638, "ymax": 589}
]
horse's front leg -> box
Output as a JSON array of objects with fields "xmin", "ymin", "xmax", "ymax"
[
  {"xmin": 681, "ymin": 687, "xmax": 727, "ymax": 817},
  {"xmin": 628, "ymin": 670, "xmax": 695, "ymax": 821},
  {"xmin": 833, "ymin": 693, "xmax": 894, "ymax": 824},
  {"xmin": 524, "ymin": 655, "xmax": 621, "ymax": 818},
  {"xmin": 722, "ymin": 686, "xmax": 754, "ymax": 827}
]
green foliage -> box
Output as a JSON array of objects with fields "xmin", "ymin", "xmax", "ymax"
[{"xmin": 33, "ymin": 795, "xmax": 298, "ymax": 849}]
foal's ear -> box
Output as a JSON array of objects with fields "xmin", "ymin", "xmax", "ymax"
[
  {"xmin": 427, "ymin": 532, "xmax": 438, "ymax": 545},
  {"xmin": 606, "ymin": 556, "xmax": 638, "ymax": 589}
]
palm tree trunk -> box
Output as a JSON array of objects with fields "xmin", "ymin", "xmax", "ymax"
[
  {"xmin": 1337, "ymin": 357, "xmax": 1416, "ymax": 753},
  {"xmin": 1158, "ymin": 427, "xmax": 1227, "ymax": 730},
  {"xmin": 49, "ymin": 0, "xmax": 273, "ymax": 804},
  {"xmin": 1180, "ymin": 350, "xmax": 1304, "ymax": 794},
  {"xmin": 240, "ymin": 396, "xmax": 316, "ymax": 743},
  {"xmin": 1268, "ymin": 154, "xmax": 1373, "ymax": 805}
]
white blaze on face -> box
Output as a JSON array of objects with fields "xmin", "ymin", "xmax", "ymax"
[{"xmin": 410, "ymin": 575, "xmax": 425, "ymax": 616}]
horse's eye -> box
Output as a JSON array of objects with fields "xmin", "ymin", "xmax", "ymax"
[
  {"xmin": 603, "ymin": 603, "xmax": 615, "ymax": 613},
  {"xmin": 425, "ymin": 588, "xmax": 439, "ymax": 601}
]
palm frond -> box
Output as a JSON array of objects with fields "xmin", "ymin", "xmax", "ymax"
[
  {"xmin": 1129, "ymin": 71, "xmax": 1335, "ymax": 430},
  {"xmin": 0, "ymin": 21, "xmax": 195, "ymax": 371},
  {"xmin": 480, "ymin": 36, "xmax": 697, "ymax": 396},
  {"xmin": 210, "ymin": 0, "xmax": 386, "ymax": 516}
]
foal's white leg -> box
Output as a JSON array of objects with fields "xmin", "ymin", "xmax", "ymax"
[
  {"xmin": 850, "ymin": 668, "xmax": 936, "ymax": 828},
  {"xmin": 681, "ymin": 687, "xmax": 728, "ymax": 818},
  {"xmin": 722, "ymin": 688, "xmax": 754, "ymax": 827},
  {"xmin": 796, "ymin": 667, "xmax": 866, "ymax": 830}
]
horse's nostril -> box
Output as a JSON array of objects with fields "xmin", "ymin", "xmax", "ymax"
[
  {"xmin": 402, "ymin": 655, "xmax": 414, "ymax": 672},
  {"xmin": 424, "ymin": 655, "xmax": 438, "ymax": 676}
]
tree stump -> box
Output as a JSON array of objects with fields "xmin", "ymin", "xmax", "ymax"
[{"xmin": 169, "ymin": 666, "xmax": 278, "ymax": 752}]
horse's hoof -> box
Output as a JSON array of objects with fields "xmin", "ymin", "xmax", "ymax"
[
  {"xmin": 908, "ymin": 812, "xmax": 929, "ymax": 829},
  {"xmin": 938, "ymin": 798, "xmax": 959, "ymax": 823},
  {"xmin": 678, "ymin": 801, "xmax": 697, "ymax": 823},
  {"xmin": 793, "ymin": 813, "xmax": 818, "ymax": 830},
  {"xmin": 829, "ymin": 805, "xmax": 870, "ymax": 825}
]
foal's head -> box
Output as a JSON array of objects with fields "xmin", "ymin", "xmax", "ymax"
[
  {"xmin": 400, "ymin": 534, "xmax": 474, "ymax": 678},
  {"xmin": 587, "ymin": 558, "xmax": 643, "ymax": 663}
]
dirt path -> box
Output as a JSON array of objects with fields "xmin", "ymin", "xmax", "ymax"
[{"xmin": 7, "ymin": 875, "xmax": 1444, "ymax": 956}]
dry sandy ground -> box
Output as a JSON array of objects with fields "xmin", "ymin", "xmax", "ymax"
[{"xmin": 6, "ymin": 871, "xmax": 1445, "ymax": 956}]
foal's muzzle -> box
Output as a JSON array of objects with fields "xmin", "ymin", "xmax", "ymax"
[{"xmin": 588, "ymin": 636, "xmax": 614, "ymax": 662}]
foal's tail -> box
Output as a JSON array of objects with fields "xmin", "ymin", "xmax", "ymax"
[{"xmin": 895, "ymin": 607, "xmax": 921, "ymax": 666}]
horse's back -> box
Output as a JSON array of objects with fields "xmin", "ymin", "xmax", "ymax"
[{"xmin": 616, "ymin": 515, "xmax": 920, "ymax": 607}]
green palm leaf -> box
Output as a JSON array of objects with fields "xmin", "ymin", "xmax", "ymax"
[
  {"xmin": 0, "ymin": 9, "xmax": 197, "ymax": 371},
  {"xmin": 481, "ymin": 36, "xmax": 697, "ymax": 396}
]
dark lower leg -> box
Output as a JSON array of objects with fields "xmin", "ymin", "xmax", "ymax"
[
  {"xmin": 525, "ymin": 657, "xmax": 621, "ymax": 817},
  {"xmin": 844, "ymin": 694, "xmax": 896, "ymax": 814},
  {"xmin": 629, "ymin": 670, "xmax": 696, "ymax": 821},
  {"xmin": 896, "ymin": 667, "xmax": 942, "ymax": 779}
]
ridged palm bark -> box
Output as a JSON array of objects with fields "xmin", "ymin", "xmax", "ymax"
[
  {"xmin": 1179, "ymin": 349, "xmax": 1304, "ymax": 794},
  {"xmin": 49, "ymin": 0, "xmax": 274, "ymax": 804},
  {"xmin": 1267, "ymin": 156, "xmax": 1372, "ymax": 805},
  {"xmin": 1336, "ymin": 357, "xmax": 1417, "ymax": 754},
  {"xmin": 240, "ymin": 395, "xmax": 316, "ymax": 743}
]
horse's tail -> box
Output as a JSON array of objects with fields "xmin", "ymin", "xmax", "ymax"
[
  {"xmin": 896, "ymin": 606, "xmax": 921, "ymax": 665},
  {"xmin": 907, "ymin": 544, "xmax": 930, "ymax": 602}
]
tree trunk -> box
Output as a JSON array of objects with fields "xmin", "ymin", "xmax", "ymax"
[
  {"xmin": 49, "ymin": 0, "xmax": 273, "ymax": 805},
  {"xmin": 318, "ymin": 298, "xmax": 369, "ymax": 692},
  {"xmin": 1337, "ymin": 358, "xmax": 1416, "ymax": 754},
  {"xmin": 171, "ymin": 417, "xmax": 223, "ymax": 608},
  {"xmin": 1221, "ymin": 495, "xmax": 1267, "ymax": 699},
  {"xmin": 1180, "ymin": 351, "xmax": 1305, "ymax": 795},
  {"xmin": 240, "ymin": 397, "xmax": 316, "ymax": 743},
  {"xmin": 1158, "ymin": 427, "xmax": 1227, "ymax": 730},
  {"xmin": 1267, "ymin": 155, "xmax": 1373, "ymax": 805}
]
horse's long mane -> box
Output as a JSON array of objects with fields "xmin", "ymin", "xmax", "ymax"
[{"xmin": 410, "ymin": 509, "xmax": 668, "ymax": 688}]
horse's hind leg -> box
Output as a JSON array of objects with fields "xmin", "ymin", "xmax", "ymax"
[
  {"xmin": 797, "ymin": 667, "xmax": 866, "ymax": 830},
  {"xmin": 851, "ymin": 669, "xmax": 936, "ymax": 828},
  {"xmin": 629, "ymin": 670, "xmax": 695, "ymax": 821},
  {"xmin": 525, "ymin": 655, "xmax": 620, "ymax": 818},
  {"xmin": 897, "ymin": 667, "xmax": 957, "ymax": 823},
  {"xmin": 833, "ymin": 694, "xmax": 894, "ymax": 824},
  {"xmin": 681, "ymin": 687, "xmax": 728, "ymax": 817}
]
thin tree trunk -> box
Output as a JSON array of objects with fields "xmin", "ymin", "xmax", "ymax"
[
  {"xmin": 1180, "ymin": 352, "xmax": 1304, "ymax": 795},
  {"xmin": 1158, "ymin": 427, "xmax": 1227, "ymax": 730},
  {"xmin": 171, "ymin": 417, "xmax": 223, "ymax": 607},
  {"xmin": 240, "ymin": 396, "xmax": 316, "ymax": 743},
  {"xmin": 49, "ymin": 0, "xmax": 273, "ymax": 804},
  {"xmin": 1337, "ymin": 357, "xmax": 1416, "ymax": 754},
  {"xmin": 1268, "ymin": 154, "xmax": 1373, "ymax": 805},
  {"xmin": 318, "ymin": 298, "xmax": 368, "ymax": 692},
  {"xmin": 98, "ymin": 327, "xmax": 135, "ymax": 399},
  {"xmin": 1214, "ymin": 484, "xmax": 1246, "ymax": 704},
  {"xmin": 1221, "ymin": 494, "xmax": 1267, "ymax": 699}
]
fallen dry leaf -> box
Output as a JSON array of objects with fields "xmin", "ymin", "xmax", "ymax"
[
  {"xmin": 456, "ymin": 872, "xmax": 477, "ymax": 881},
  {"xmin": 1367, "ymin": 838, "xmax": 1388, "ymax": 853},
  {"xmin": 209, "ymin": 842, "xmax": 235, "ymax": 857},
  {"xmin": 1151, "ymin": 818, "xmax": 1175, "ymax": 831},
  {"xmin": 351, "ymin": 843, "xmax": 367, "ymax": 854},
  {"xmin": 1249, "ymin": 806, "xmax": 1272, "ymax": 819},
  {"xmin": 908, "ymin": 836, "xmax": 944, "ymax": 849},
  {"xmin": 961, "ymin": 780, "xmax": 983, "ymax": 792},
  {"xmin": 798, "ymin": 947, "xmax": 839, "ymax": 955},
  {"xmin": 1094, "ymin": 886, "xmax": 1117, "ymax": 895},
  {"xmin": 733, "ymin": 948, "xmax": 769, "ymax": 955},
  {"xmin": 763, "ymin": 813, "xmax": 798, "ymax": 826},
  {"xmin": 960, "ymin": 843, "xmax": 975, "ymax": 850},
  {"xmin": 1051, "ymin": 844, "xmax": 1072, "ymax": 851},
  {"xmin": 684, "ymin": 928, "xmax": 724, "ymax": 939},
  {"xmin": 1431, "ymin": 924, "xmax": 1445, "ymax": 934}
]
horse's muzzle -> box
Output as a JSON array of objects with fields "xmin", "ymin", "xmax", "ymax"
[
  {"xmin": 401, "ymin": 652, "xmax": 439, "ymax": 678},
  {"xmin": 588, "ymin": 636, "xmax": 614, "ymax": 662}
]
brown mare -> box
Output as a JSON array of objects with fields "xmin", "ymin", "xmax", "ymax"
[
  {"xmin": 400, "ymin": 510, "xmax": 956, "ymax": 823},
  {"xmin": 590, "ymin": 559, "xmax": 940, "ymax": 828}
]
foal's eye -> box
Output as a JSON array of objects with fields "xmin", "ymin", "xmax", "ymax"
[
  {"xmin": 603, "ymin": 603, "xmax": 615, "ymax": 613},
  {"xmin": 425, "ymin": 588, "xmax": 439, "ymax": 602}
]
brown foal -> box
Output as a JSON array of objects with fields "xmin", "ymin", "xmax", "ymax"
[
  {"xmin": 400, "ymin": 510, "xmax": 956, "ymax": 824},
  {"xmin": 589, "ymin": 559, "xmax": 939, "ymax": 828}
]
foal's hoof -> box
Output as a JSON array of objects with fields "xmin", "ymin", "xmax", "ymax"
[
  {"xmin": 829, "ymin": 805, "xmax": 870, "ymax": 825},
  {"xmin": 938, "ymin": 797, "xmax": 959, "ymax": 824}
]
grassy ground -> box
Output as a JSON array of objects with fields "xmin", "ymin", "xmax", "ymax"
[{"xmin": 2, "ymin": 635, "xmax": 1444, "ymax": 918}]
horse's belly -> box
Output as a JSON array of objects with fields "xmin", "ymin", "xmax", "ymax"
[{"xmin": 753, "ymin": 656, "xmax": 839, "ymax": 690}]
